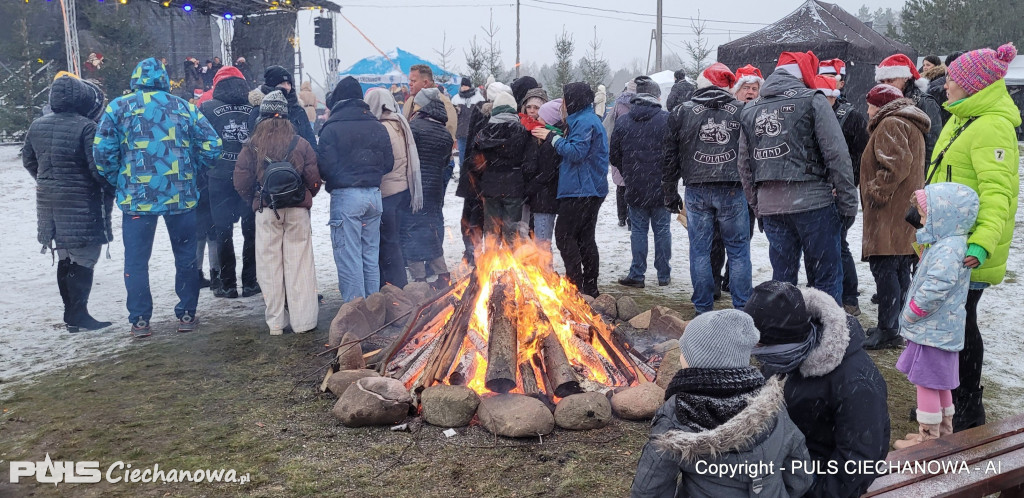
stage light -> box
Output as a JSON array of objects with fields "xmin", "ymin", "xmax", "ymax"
[
  {"xmin": 182, "ymin": 3, "xmax": 192, "ymax": 11},
  {"xmin": 223, "ymin": 12, "xmax": 233, "ymax": 20}
]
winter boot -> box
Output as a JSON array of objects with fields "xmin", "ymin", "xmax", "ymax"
[
  {"xmin": 57, "ymin": 259, "xmax": 72, "ymax": 324},
  {"xmin": 953, "ymin": 387, "xmax": 986, "ymax": 432},
  {"xmin": 198, "ymin": 270, "xmax": 211, "ymax": 289},
  {"xmin": 893, "ymin": 422, "xmax": 941, "ymax": 450},
  {"xmin": 65, "ymin": 263, "xmax": 112, "ymax": 332},
  {"xmin": 242, "ymin": 283, "xmax": 262, "ymax": 298},
  {"xmin": 209, "ymin": 268, "xmax": 223, "ymax": 293},
  {"xmin": 864, "ymin": 328, "xmax": 903, "ymax": 350},
  {"xmin": 940, "ymin": 406, "xmax": 955, "ymax": 436},
  {"xmin": 844, "ymin": 304, "xmax": 862, "ymax": 317}
]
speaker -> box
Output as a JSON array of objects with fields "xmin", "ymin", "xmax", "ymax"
[{"xmin": 314, "ymin": 17, "xmax": 333, "ymax": 49}]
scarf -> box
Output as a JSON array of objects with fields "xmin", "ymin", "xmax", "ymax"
[
  {"xmin": 488, "ymin": 111, "xmax": 521, "ymax": 125},
  {"xmin": 518, "ymin": 113, "xmax": 545, "ymax": 131},
  {"xmin": 752, "ymin": 321, "xmax": 823, "ymax": 377},
  {"xmin": 365, "ymin": 89, "xmax": 423, "ymax": 212},
  {"xmin": 665, "ymin": 367, "xmax": 765, "ymax": 432}
]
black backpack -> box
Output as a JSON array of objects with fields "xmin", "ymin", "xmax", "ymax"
[{"xmin": 254, "ymin": 136, "xmax": 304, "ymax": 217}]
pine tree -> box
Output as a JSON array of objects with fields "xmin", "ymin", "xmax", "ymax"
[
  {"xmin": 578, "ymin": 27, "xmax": 610, "ymax": 91},
  {"xmin": 481, "ymin": 10, "xmax": 506, "ymax": 83},
  {"xmin": 898, "ymin": 0, "xmax": 1024, "ymax": 54},
  {"xmin": 548, "ymin": 29, "xmax": 575, "ymax": 99},
  {"xmin": 464, "ymin": 36, "xmax": 488, "ymax": 87},
  {"xmin": 682, "ymin": 14, "xmax": 713, "ymax": 79}
]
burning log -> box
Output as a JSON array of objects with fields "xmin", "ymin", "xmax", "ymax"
[
  {"xmin": 519, "ymin": 361, "xmax": 539, "ymax": 395},
  {"xmin": 415, "ymin": 275, "xmax": 481, "ymax": 390},
  {"xmin": 542, "ymin": 332, "xmax": 583, "ymax": 397},
  {"xmin": 591, "ymin": 327, "xmax": 637, "ymax": 386},
  {"xmin": 448, "ymin": 348, "xmax": 476, "ymax": 385},
  {"xmin": 485, "ymin": 274, "xmax": 518, "ymax": 393}
]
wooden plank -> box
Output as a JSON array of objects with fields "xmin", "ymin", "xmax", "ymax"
[{"xmin": 869, "ymin": 447, "xmax": 1024, "ymax": 498}]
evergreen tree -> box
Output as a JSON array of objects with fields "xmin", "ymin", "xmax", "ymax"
[
  {"xmin": 547, "ymin": 29, "xmax": 575, "ymax": 99},
  {"xmin": 464, "ymin": 36, "xmax": 488, "ymax": 87},
  {"xmin": 898, "ymin": 0, "xmax": 1024, "ymax": 54},
  {"xmin": 578, "ymin": 27, "xmax": 610, "ymax": 91}
]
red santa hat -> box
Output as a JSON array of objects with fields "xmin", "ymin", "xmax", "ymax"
[
  {"xmin": 697, "ymin": 62, "xmax": 738, "ymax": 90},
  {"xmin": 818, "ymin": 58, "xmax": 847, "ymax": 80},
  {"xmin": 875, "ymin": 53, "xmax": 929, "ymax": 92},
  {"xmin": 776, "ymin": 51, "xmax": 820, "ymax": 89},
  {"xmin": 731, "ymin": 64, "xmax": 764, "ymax": 94},
  {"xmin": 813, "ymin": 75, "xmax": 840, "ymax": 98}
]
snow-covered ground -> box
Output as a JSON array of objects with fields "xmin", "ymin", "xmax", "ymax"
[{"xmin": 2, "ymin": 144, "xmax": 1023, "ymax": 411}]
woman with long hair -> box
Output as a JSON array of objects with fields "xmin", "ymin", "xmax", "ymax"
[{"xmin": 234, "ymin": 91, "xmax": 322, "ymax": 335}]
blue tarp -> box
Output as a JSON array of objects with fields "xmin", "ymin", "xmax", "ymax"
[{"xmin": 339, "ymin": 48, "xmax": 460, "ymax": 96}]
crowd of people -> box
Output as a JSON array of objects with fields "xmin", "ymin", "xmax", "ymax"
[{"xmin": 20, "ymin": 39, "xmax": 1022, "ymax": 496}]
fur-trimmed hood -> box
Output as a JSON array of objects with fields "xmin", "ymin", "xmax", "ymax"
[
  {"xmin": 652, "ymin": 376, "xmax": 784, "ymax": 461},
  {"xmin": 797, "ymin": 287, "xmax": 852, "ymax": 377}
]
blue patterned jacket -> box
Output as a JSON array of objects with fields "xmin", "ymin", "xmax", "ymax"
[
  {"xmin": 94, "ymin": 58, "xmax": 221, "ymax": 215},
  {"xmin": 899, "ymin": 182, "xmax": 979, "ymax": 352}
]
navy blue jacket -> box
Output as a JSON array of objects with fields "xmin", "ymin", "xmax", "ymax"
[
  {"xmin": 316, "ymin": 99, "xmax": 394, "ymax": 192},
  {"xmin": 247, "ymin": 85, "xmax": 318, "ymax": 154},
  {"xmin": 610, "ymin": 99, "xmax": 669, "ymax": 208}
]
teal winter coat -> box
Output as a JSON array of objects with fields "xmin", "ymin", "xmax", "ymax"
[{"xmin": 93, "ymin": 58, "xmax": 222, "ymax": 215}]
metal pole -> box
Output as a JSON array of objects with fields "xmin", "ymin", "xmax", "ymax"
[
  {"xmin": 60, "ymin": 0, "xmax": 80, "ymax": 76},
  {"xmin": 655, "ymin": 0, "xmax": 663, "ymax": 72},
  {"xmin": 515, "ymin": 0, "xmax": 521, "ymax": 78}
]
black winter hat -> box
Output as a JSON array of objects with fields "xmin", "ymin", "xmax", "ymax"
[
  {"xmin": 460, "ymin": 76, "xmax": 472, "ymax": 87},
  {"xmin": 510, "ymin": 76, "xmax": 540, "ymax": 105},
  {"xmin": 634, "ymin": 76, "xmax": 661, "ymax": 98},
  {"xmin": 326, "ymin": 76, "xmax": 363, "ymax": 110},
  {"xmin": 563, "ymin": 82, "xmax": 595, "ymax": 116},
  {"xmin": 263, "ymin": 65, "xmax": 292, "ymax": 87},
  {"xmin": 743, "ymin": 281, "xmax": 814, "ymax": 345},
  {"xmin": 673, "ymin": 69, "xmax": 687, "ymax": 82}
]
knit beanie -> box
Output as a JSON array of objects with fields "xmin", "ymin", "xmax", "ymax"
[
  {"xmin": 866, "ymin": 83, "xmax": 904, "ymax": 108},
  {"xmin": 486, "ymin": 82, "xmax": 513, "ymax": 102},
  {"xmin": 633, "ymin": 75, "xmax": 661, "ymax": 98},
  {"xmin": 414, "ymin": 87, "xmax": 442, "ymax": 109},
  {"xmin": 624, "ymin": 80, "xmax": 637, "ymax": 94},
  {"xmin": 948, "ymin": 43, "xmax": 1017, "ymax": 96},
  {"xmin": 263, "ymin": 65, "xmax": 292, "ymax": 87},
  {"xmin": 743, "ymin": 281, "xmax": 814, "ymax": 345},
  {"xmin": 680, "ymin": 309, "xmax": 759, "ymax": 369},
  {"xmin": 460, "ymin": 76, "xmax": 472, "ymax": 87},
  {"xmin": 491, "ymin": 91, "xmax": 518, "ymax": 115},
  {"xmin": 260, "ymin": 90, "xmax": 289, "ymax": 118},
  {"xmin": 521, "ymin": 87, "xmax": 550, "ymax": 108},
  {"xmin": 327, "ymin": 76, "xmax": 363, "ymax": 109},
  {"xmin": 538, "ymin": 98, "xmax": 563, "ymax": 125},
  {"xmin": 510, "ymin": 76, "xmax": 541, "ymax": 105},
  {"xmin": 914, "ymin": 189, "xmax": 928, "ymax": 216}
]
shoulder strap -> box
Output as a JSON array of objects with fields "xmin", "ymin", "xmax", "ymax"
[
  {"xmin": 926, "ymin": 116, "xmax": 978, "ymax": 185},
  {"xmin": 263, "ymin": 135, "xmax": 301, "ymax": 165}
]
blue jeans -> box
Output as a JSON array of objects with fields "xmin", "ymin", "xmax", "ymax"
[
  {"xmin": 534, "ymin": 212, "xmax": 556, "ymax": 242},
  {"xmin": 685, "ymin": 186, "xmax": 752, "ymax": 312},
  {"xmin": 329, "ymin": 187, "xmax": 383, "ymax": 303},
  {"xmin": 805, "ymin": 223, "xmax": 859, "ymax": 306},
  {"xmin": 626, "ymin": 205, "xmax": 672, "ymax": 283},
  {"xmin": 122, "ymin": 211, "xmax": 199, "ymax": 323},
  {"xmin": 457, "ymin": 137, "xmax": 467, "ymax": 170},
  {"xmin": 762, "ymin": 204, "xmax": 843, "ymax": 304}
]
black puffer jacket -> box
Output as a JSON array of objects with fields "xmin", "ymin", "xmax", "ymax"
[
  {"xmin": 473, "ymin": 114, "xmax": 531, "ymax": 198},
  {"xmin": 526, "ymin": 126, "xmax": 562, "ymax": 214},
  {"xmin": 610, "ymin": 98, "xmax": 669, "ymax": 209},
  {"xmin": 410, "ymin": 100, "xmax": 454, "ymax": 211},
  {"xmin": 666, "ymin": 79, "xmax": 695, "ymax": 112},
  {"xmin": 783, "ymin": 287, "xmax": 891, "ymax": 498},
  {"xmin": 248, "ymin": 85, "xmax": 318, "ymax": 153},
  {"xmin": 928, "ymin": 76, "xmax": 950, "ymax": 125},
  {"xmin": 903, "ymin": 82, "xmax": 943, "ymax": 165},
  {"xmin": 23, "ymin": 76, "xmax": 113, "ymax": 249},
  {"xmin": 199, "ymin": 76, "xmax": 253, "ymax": 180},
  {"xmin": 456, "ymin": 101, "xmax": 491, "ymax": 199},
  {"xmin": 317, "ymin": 98, "xmax": 394, "ymax": 192}
]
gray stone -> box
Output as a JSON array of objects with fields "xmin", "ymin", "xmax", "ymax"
[
  {"xmin": 628, "ymin": 310, "xmax": 652, "ymax": 329},
  {"xmin": 477, "ymin": 394, "xmax": 555, "ymax": 437},
  {"xmin": 653, "ymin": 339, "xmax": 681, "ymax": 355},
  {"xmin": 336, "ymin": 332, "xmax": 366, "ymax": 370},
  {"xmin": 328, "ymin": 299, "xmax": 373, "ymax": 347},
  {"xmin": 554, "ymin": 392, "xmax": 613, "ymax": 430},
  {"xmin": 656, "ymin": 342, "xmax": 682, "ymax": 390},
  {"xmin": 333, "ymin": 377, "xmax": 412, "ymax": 427},
  {"xmin": 616, "ymin": 296, "xmax": 641, "ymax": 321},
  {"xmin": 650, "ymin": 305, "xmax": 683, "ymax": 322},
  {"xmin": 403, "ymin": 281, "xmax": 434, "ymax": 306},
  {"xmin": 582, "ymin": 294, "xmax": 596, "ymax": 306},
  {"xmin": 420, "ymin": 385, "xmax": 480, "ymax": 428},
  {"xmin": 649, "ymin": 314, "xmax": 689, "ymax": 341},
  {"xmin": 326, "ymin": 369, "xmax": 380, "ymax": 397},
  {"xmin": 610, "ymin": 383, "xmax": 665, "ymax": 421},
  {"xmin": 590, "ymin": 294, "xmax": 618, "ymax": 319},
  {"xmin": 364, "ymin": 293, "xmax": 388, "ymax": 330},
  {"xmin": 381, "ymin": 284, "xmax": 415, "ymax": 325}
]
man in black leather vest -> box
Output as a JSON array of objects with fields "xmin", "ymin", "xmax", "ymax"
[
  {"xmin": 737, "ymin": 51, "xmax": 858, "ymax": 305},
  {"xmin": 663, "ymin": 63, "xmax": 752, "ymax": 314}
]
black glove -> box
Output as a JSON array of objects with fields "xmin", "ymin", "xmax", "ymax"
[
  {"xmin": 665, "ymin": 192, "xmax": 684, "ymax": 213},
  {"xmin": 842, "ymin": 215, "xmax": 856, "ymax": 231},
  {"xmin": 757, "ymin": 217, "xmax": 765, "ymax": 233}
]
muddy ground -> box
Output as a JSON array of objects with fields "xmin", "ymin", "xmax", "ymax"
[{"xmin": 3, "ymin": 290, "xmax": 1011, "ymax": 498}]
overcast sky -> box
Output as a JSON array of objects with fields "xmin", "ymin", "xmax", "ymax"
[{"xmin": 294, "ymin": 0, "xmax": 907, "ymax": 92}]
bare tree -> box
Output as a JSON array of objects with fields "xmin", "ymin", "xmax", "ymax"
[
  {"xmin": 433, "ymin": 31, "xmax": 458, "ymax": 77},
  {"xmin": 482, "ymin": 9, "xmax": 506, "ymax": 82},
  {"xmin": 578, "ymin": 26, "xmax": 610, "ymax": 91},
  {"xmin": 464, "ymin": 36, "xmax": 488, "ymax": 87},
  {"xmin": 682, "ymin": 12, "xmax": 713, "ymax": 78}
]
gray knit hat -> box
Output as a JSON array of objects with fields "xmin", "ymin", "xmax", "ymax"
[
  {"xmin": 680, "ymin": 309, "xmax": 759, "ymax": 369},
  {"xmin": 260, "ymin": 90, "xmax": 288, "ymax": 118}
]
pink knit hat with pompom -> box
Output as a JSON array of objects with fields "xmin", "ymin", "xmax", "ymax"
[
  {"xmin": 914, "ymin": 190, "xmax": 928, "ymax": 215},
  {"xmin": 948, "ymin": 43, "xmax": 1017, "ymax": 95}
]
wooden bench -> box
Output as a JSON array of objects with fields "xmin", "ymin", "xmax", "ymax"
[{"xmin": 864, "ymin": 413, "xmax": 1024, "ymax": 497}]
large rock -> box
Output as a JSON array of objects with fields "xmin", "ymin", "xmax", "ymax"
[
  {"xmin": 655, "ymin": 341, "xmax": 682, "ymax": 389},
  {"xmin": 581, "ymin": 294, "xmax": 596, "ymax": 306},
  {"xmin": 590, "ymin": 294, "xmax": 618, "ymax": 319},
  {"xmin": 326, "ymin": 369, "xmax": 380, "ymax": 397},
  {"xmin": 363, "ymin": 293, "xmax": 388, "ymax": 330},
  {"xmin": 611, "ymin": 383, "xmax": 666, "ymax": 421},
  {"xmin": 628, "ymin": 310, "xmax": 652, "ymax": 329},
  {"xmin": 328, "ymin": 298, "xmax": 380, "ymax": 346},
  {"xmin": 333, "ymin": 377, "xmax": 412, "ymax": 427},
  {"xmin": 381, "ymin": 284, "xmax": 415, "ymax": 325},
  {"xmin": 336, "ymin": 332, "xmax": 366, "ymax": 370},
  {"xmin": 477, "ymin": 394, "xmax": 555, "ymax": 437},
  {"xmin": 554, "ymin": 392, "xmax": 612, "ymax": 430},
  {"xmin": 649, "ymin": 309, "xmax": 688, "ymax": 341},
  {"xmin": 650, "ymin": 305, "xmax": 683, "ymax": 322},
  {"xmin": 403, "ymin": 281, "xmax": 434, "ymax": 306},
  {"xmin": 616, "ymin": 296, "xmax": 641, "ymax": 322},
  {"xmin": 420, "ymin": 385, "xmax": 480, "ymax": 428}
]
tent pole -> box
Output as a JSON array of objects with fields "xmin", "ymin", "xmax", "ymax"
[
  {"xmin": 655, "ymin": 0, "xmax": 663, "ymax": 72},
  {"xmin": 516, "ymin": 0, "xmax": 521, "ymax": 79}
]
